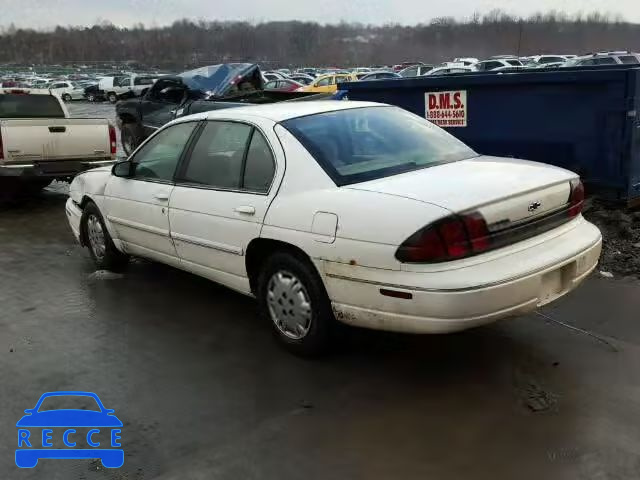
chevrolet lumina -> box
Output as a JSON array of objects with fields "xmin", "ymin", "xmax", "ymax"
[{"xmin": 65, "ymin": 101, "xmax": 602, "ymax": 355}]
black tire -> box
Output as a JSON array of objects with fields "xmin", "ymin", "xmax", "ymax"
[
  {"xmin": 80, "ymin": 201, "xmax": 129, "ymax": 271},
  {"xmin": 108, "ymin": 92, "xmax": 118, "ymax": 104},
  {"xmin": 0, "ymin": 177, "xmax": 23, "ymax": 203},
  {"xmin": 121, "ymin": 123, "xmax": 143, "ymax": 156},
  {"xmin": 257, "ymin": 251, "xmax": 334, "ymax": 356},
  {"xmin": 62, "ymin": 93, "xmax": 72, "ymax": 102},
  {"xmin": 23, "ymin": 178, "xmax": 52, "ymax": 194},
  {"xmin": 87, "ymin": 93, "xmax": 96, "ymax": 102}
]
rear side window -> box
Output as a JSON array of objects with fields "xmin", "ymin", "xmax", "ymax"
[
  {"xmin": 243, "ymin": 131, "xmax": 275, "ymax": 193},
  {"xmin": 506, "ymin": 60, "xmax": 522, "ymax": 66},
  {"xmin": 619, "ymin": 56, "xmax": 639, "ymax": 64},
  {"xmin": 0, "ymin": 94, "xmax": 64, "ymax": 118},
  {"xmin": 592, "ymin": 57, "xmax": 616, "ymax": 65},
  {"xmin": 182, "ymin": 122, "xmax": 252, "ymax": 189},
  {"xmin": 180, "ymin": 122, "xmax": 276, "ymax": 193},
  {"xmin": 540, "ymin": 56, "xmax": 566, "ymax": 64},
  {"xmin": 134, "ymin": 77, "xmax": 154, "ymax": 85}
]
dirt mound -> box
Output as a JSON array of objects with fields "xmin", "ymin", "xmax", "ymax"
[{"xmin": 583, "ymin": 200, "xmax": 640, "ymax": 278}]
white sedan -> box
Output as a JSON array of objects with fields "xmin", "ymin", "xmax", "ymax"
[
  {"xmin": 65, "ymin": 101, "xmax": 602, "ymax": 355},
  {"xmin": 48, "ymin": 81, "xmax": 86, "ymax": 102}
]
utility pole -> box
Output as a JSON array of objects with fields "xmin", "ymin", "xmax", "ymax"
[{"xmin": 517, "ymin": 20, "xmax": 524, "ymax": 56}]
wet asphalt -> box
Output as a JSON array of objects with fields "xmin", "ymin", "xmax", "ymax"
[{"xmin": 1, "ymin": 102, "xmax": 640, "ymax": 479}]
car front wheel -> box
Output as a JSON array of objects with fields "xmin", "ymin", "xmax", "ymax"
[
  {"xmin": 80, "ymin": 202, "xmax": 128, "ymax": 271},
  {"xmin": 257, "ymin": 252, "xmax": 334, "ymax": 356}
]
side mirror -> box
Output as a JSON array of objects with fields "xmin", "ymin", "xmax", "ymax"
[
  {"xmin": 24, "ymin": 409, "xmax": 34, "ymax": 414},
  {"xmin": 112, "ymin": 160, "xmax": 134, "ymax": 178}
]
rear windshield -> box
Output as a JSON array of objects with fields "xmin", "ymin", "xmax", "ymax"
[
  {"xmin": 281, "ymin": 106, "xmax": 477, "ymax": 186},
  {"xmin": 506, "ymin": 60, "xmax": 522, "ymax": 66},
  {"xmin": 0, "ymin": 94, "xmax": 64, "ymax": 118}
]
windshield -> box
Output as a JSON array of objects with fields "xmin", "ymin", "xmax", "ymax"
[
  {"xmin": 281, "ymin": 106, "xmax": 477, "ymax": 186},
  {"xmin": 178, "ymin": 63, "xmax": 262, "ymax": 97},
  {"xmin": 38, "ymin": 395, "xmax": 101, "ymax": 412}
]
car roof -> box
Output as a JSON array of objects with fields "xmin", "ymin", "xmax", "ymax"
[{"xmin": 199, "ymin": 100, "xmax": 386, "ymax": 122}]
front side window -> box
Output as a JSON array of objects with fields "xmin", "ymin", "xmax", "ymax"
[
  {"xmin": 282, "ymin": 106, "xmax": 477, "ymax": 186},
  {"xmin": 181, "ymin": 122, "xmax": 252, "ymax": 189},
  {"xmin": 132, "ymin": 122, "xmax": 197, "ymax": 182},
  {"xmin": 316, "ymin": 77, "xmax": 330, "ymax": 87}
]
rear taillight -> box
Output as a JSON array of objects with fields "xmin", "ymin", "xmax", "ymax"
[
  {"xmin": 395, "ymin": 212, "xmax": 490, "ymax": 263},
  {"xmin": 108, "ymin": 125, "xmax": 117, "ymax": 156},
  {"xmin": 568, "ymin": 179, "xmax": 584, "ymax": 217},
  {"xmin": 0, "ymin": 128, "xmax": 3, "ymax": 161}
]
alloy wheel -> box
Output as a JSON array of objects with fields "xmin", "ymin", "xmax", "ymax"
[{"xmin": 86, "ymin": 214, "xmax": 106, "ymax": 261}]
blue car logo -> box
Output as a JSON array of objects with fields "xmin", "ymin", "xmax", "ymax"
[{"xmin": 16, "ymin": 391, "xmax": 123, "ymax": 468}]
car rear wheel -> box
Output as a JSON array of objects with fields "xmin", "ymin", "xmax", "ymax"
[
  {"xmin": 257, "ymin": 252, "xmax": 334, "ymax": 356},
  {"xmin": 108, "ymin": 92, "xmax": 118, "ymax": 103},
  {"xmin": 81, "ymin": 202, "xmax": 129, "ymax": 271}
]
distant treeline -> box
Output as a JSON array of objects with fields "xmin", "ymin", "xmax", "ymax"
[{"xmin": 0, "ymin": 10, "xmax": 639, "ymax": 69}]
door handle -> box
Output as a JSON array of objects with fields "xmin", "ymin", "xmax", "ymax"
[
  {"xmin": 48, "ymin": 126, "xmax": 66, "ymax": 133},
  {"xmin": 234, "ymin": 206, "xmax": 255, "ymax": 215},
  {"xmin": 153, "ymin": 193, "xmax": 170, "ymax": 201}
]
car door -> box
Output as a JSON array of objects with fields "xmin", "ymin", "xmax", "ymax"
[
  {"xmin": 49, "ymin": 82, "xmax": 65, "ymax": 96},
  {"xmin": 104, "ymin": 121, "xmax": 199, "ymax": 266},
  {"xmin": 138, "ymin": 79, "xmax": 188, "ymax": 137},
  {"xmin": 169, "ymin": 119, "xmax": 281, "ymax": 294},
  {"xmin": 312, "ymin": 76, "xmax": 333, "ymax": 93}
]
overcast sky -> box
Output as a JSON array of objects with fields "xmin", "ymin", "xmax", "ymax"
[{"xmin": 2, "ymin": 0, "xmax": 640, "ymax": 28}]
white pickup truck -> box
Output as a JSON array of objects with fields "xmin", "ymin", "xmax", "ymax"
[
  {"xmin": 103, "ymin": 75, "xmax": 156, "ymax": 103},
  {"xmin": 0, "ymin": 89, "xmax": 116, "ymax": 200}
]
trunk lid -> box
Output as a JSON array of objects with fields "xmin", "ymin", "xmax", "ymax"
[{"xmin": 346, "ymin": 156, "xmax": 576, "ymax": 227}]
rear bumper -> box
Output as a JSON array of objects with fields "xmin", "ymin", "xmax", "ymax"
[
  {"xmin": 0, "ymin": 159, "xmax": 115, "ymax": 178},
  {"xmin": 15, "ymin": 449, "xmax": 124, "ymax": 468},
  {"xmin": 325, "ymin": 218, "xmax": 602, "ymax": 334}
]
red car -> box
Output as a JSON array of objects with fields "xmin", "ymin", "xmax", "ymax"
[{"xmin": 264, "ymin": 79, "xmax": 304, "ymax": 92}]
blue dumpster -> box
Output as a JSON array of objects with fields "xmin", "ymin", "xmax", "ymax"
[{"xmin": 339, "ymin": 66, "xmax": 640, "ymax": 205}]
